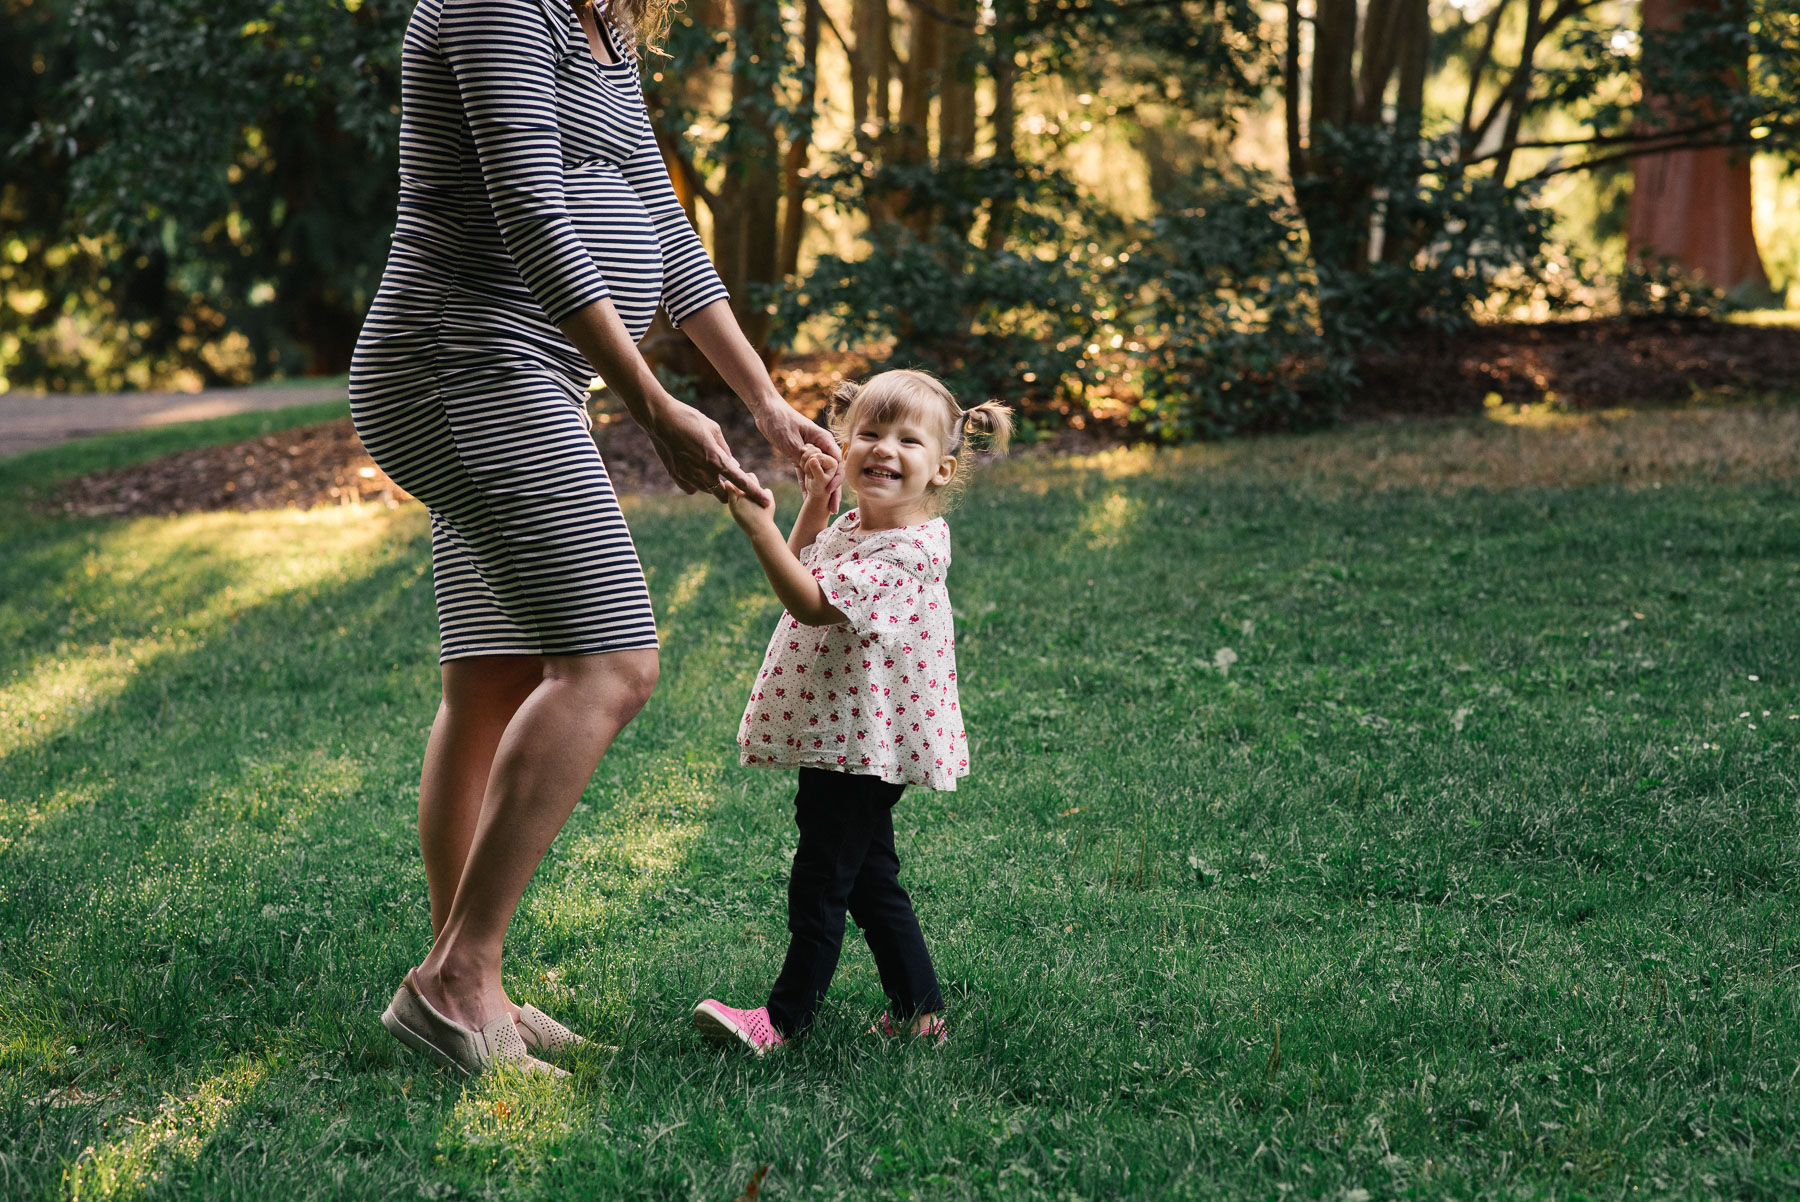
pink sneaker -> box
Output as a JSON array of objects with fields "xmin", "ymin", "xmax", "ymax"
[
  {"xmin": 692, "ymin": 999, "xmax": 785, "ymax": 1055},
  {"xmin": 868, "ymin": 1011, "xmax": 948, "ymax": 1045}
]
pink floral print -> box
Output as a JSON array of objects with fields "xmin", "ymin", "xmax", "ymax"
[{"xmin": 738, "ymin": 509, "xmax": 969, "ymax": 790}]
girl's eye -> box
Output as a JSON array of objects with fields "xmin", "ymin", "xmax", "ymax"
[{"xmin": 901, "ymin": 438, "xmax": 920, "ymax": 446}]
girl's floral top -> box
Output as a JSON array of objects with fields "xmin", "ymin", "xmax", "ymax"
[{"xmin": 738, "ymin": 509, "xmax": 968, "ymax": 790}]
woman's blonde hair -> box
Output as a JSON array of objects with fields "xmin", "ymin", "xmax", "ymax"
[
  {"xmin": 584, "ymin": 0, "xmax": 680, "ymax": 56},
  {"xmin": 826, "ymin": 369, "xmax": 1013, "ymax": 510}
]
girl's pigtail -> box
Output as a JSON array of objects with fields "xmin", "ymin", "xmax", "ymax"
[
  {"xmin": 960, "ymin": 400, "xmax": 1014, "ymax": 457},
  {"xmin": 827, "ymin": 380, "xmax": 863, "ymax": 442}
]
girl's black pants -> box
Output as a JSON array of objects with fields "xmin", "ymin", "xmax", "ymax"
[{"xmin": 766, "ymin": 767, "xmax": 943, "ymax": 1038}]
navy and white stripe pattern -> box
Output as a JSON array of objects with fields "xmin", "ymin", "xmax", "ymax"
[{"xmin": 348, "ymin": 0, "xmax": 728, "ymax": 661}]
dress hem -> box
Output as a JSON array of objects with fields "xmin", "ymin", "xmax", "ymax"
[
  {"xmin": 440, "ymin": 634, "xmax": 660, "ymax": 663},
  {"xmin": 738, "ymin": 750, "xmax": 964, "ymax": 792}
]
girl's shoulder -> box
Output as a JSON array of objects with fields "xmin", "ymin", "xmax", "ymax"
[
  {"xmin": 834, "ymin": 511, "xmax": 948, "ymax": 552},
  {"xmin": 832, "ymin": 514, "xmax": 950, "ymax": 581}
]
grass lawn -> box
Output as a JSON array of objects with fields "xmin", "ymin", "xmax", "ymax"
[{"xmin": 2, "ymin": 403, "xmax": 1798, "ymax": 1200}]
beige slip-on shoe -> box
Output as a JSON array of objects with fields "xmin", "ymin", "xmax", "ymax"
[
  {"xmin": 380, "ymin": 972, "xmax": 567, "ymax": 1078},
  {"xmin": 515, "ymin": 1004, "xmax": 616, "ymax": 1060}
]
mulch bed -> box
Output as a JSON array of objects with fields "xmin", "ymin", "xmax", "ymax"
[
  {"xmin": 34, "ymin": 321, "xmax": 1800, "ymax": 519},
  {"xmin": 1346, "ymin": 317, "xmax": 1800, "ymax": 418}
]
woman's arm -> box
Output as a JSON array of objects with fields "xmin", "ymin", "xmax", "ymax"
[
  {"xmin": 441, "ymin": 0, "xmax": 762, "ymax": 501},
  {"xmin": 614, "ymin": 131, "xmax": 843, "ymax": 502},
  {"xmin": 679, "ymin": 302, "xmax": 844, "ymax": 504},
  {"xmin": 558, "ymin": 301, "xmax": 767, "ymax": 502}
]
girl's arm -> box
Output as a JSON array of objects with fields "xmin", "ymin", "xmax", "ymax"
[
  {"xmin": 727, "ymin": 491, "xmax": 847, "ymax": 627},
  {"xmin": 786, "ymin": 449, "xmax": 837, "ymax": 557}
]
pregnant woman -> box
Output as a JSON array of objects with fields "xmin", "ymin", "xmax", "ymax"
[{"xmin": 350, "ymin": 0, "xmax": 838, "ymax": 1076}]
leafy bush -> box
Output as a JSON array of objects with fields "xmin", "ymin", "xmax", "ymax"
[
  {"xmin": 1113, "ymin": 182, "xmax": 1351, "ymax": 440},
  {"xmin": 771, "ymin": 160, "xmax": 1113, "ymax": 405},
  {"xmin": 1300, "ymin": 126, "xmax": 1556, "ymax": 344},
  {"xmin": 774, "ymin": 227, "xmax": 1102, "ymax": 406}
]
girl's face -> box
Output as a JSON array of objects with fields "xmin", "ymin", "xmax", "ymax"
[{"xmin": 843, "ymin": 406, "xmax": 956, "ymax": 516}]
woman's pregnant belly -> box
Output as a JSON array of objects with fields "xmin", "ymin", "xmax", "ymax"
[
  {"xmin": 353, "ymin": 164, "xmax": 666, "ymax": 399},
  {"xmin": 566, "ymin": 161, "xmax": 664, "ymax": 343}
]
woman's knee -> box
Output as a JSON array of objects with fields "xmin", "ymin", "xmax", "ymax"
[
  {"xmin": 546, "ymin": 648, "xmax": 659, "ymax": 718},
  {"xmin": 614, "ymin": 652, "xmax": 660, "ymax": 713}
]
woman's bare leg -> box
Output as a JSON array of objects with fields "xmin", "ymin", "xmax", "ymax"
[
  {"xmin": 412, "ymin": 648, "xmax": 660, "ymax": 1031},
  {"xmin": 419, "ymin": 656, "xmax": 545, "ymax": 939}
]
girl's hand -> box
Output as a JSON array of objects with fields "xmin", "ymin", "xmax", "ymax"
[
  {"xmin": 724, "ymin": 482, "xmax": 778, "ymax": 537},
  {"xmin": 800, "ymin": 447, "xmax": 839, "ymax": 505}
]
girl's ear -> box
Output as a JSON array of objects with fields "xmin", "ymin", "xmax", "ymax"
[{"xmin": 931, "ymin": 454, "xmax": 957, "ymax": 489}]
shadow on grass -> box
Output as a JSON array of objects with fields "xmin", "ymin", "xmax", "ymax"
[{"xmin": 0, "ymin": 498, "xmax": 779, "ymax": 1197}]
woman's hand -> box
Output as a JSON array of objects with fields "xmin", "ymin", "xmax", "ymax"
[
  {"xmin": 644, "ymin": 397, "xmax": 769, "ymax": 503},
  {"xmin": 755, "ymin": 404, "xmax": 843, "ymax": 510}
]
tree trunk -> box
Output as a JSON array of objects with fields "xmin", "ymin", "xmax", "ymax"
[
  {"xmin": 1354, "ymin": 0, "xmax": 1408, "ymax": 126},
  {"xmin": 938, "ymin": 0, "xmax": 977, "ymax": 163},
  {"xmin": 1283, "ymin": 0, "xmax": 1302, "ymax": 178},
  {"xmin": 1488, "ymin": 0, "xmax": 1544, "ymax": 185},
  {"xmin": 937, "ymin": 0, "xmax": 978, "ymax": 238},
  {"xmin": 892, "ymin": 0, "xmax": 943, "ymax": 230},
  {"xmin": 984, "ymin": 19, "xmax": 1017, "ymax": 253},
  {"xmin": 713, "ymin": 0, "xmax": 785, "ymax": 363},
  {"xmin": 1380, "ymin": 0, "xmax": 1432, "ymax": 265},
  {"xmin": 1309, "ymin": 0, "xmax": 1357, "ymax": 135},
  {"xmin": 778, "ymin": 0, "xmax": 822, "ymax": 280},
  {"xmin": 1296, "ymin": 0, "xmax": 1361, "ymax": 269},
  {"xmin": 854, "ymin": 0, "xmax": 897, "ymax": 226},
  {"xmin": 895, "ymin": 1, "xmax": 941, "ymax": 161},
  {"xmin": 1626, "ymin": 0, "xmax": 1771, "ymax": 299}
]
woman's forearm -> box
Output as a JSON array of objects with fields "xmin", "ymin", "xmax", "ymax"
[
  {"xmin": 557, "ymin": 297, "xmax": 674, "ymax": 422},
  {"xmin": 676, "ymin": 300, "xmax": 783, "ymax": 413},
  {"xmin": 680, "ymin": 299, "xmax": 844, "ymax": 501}
]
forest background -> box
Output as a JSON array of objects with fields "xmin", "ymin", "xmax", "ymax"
[{"xmin": 2, "ymin": 0, "xmax": 1797, "ymax": 442}]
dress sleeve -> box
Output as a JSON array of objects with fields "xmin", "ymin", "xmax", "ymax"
[
  {"xmin": 812, "ymin": 537, "xmax": 933, "ymax": 649},
  {"xmin": 615, "ymin": 129, "xmax": 731, "ymax": 327},
  {"xmin": 439, "ymin": 0, "xmax": 611, "ymax": 324}
]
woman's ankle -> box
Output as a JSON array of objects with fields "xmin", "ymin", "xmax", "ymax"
[{"xmin": 414, "ymin": 951, "xmax": 503, "ymax": 1021}]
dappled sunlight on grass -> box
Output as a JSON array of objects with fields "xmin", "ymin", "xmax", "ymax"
[
  {"xmin": 659, "ymin": 560, "xmax": 711, "ymax": 630},
  {"xmin": 536, "ymin": 756, "xmax": 725, "ymax": 945},
  {"xmin": 438, "ymin": 1070, "xmax": 584, "ymax": 1170},
  {"xmin": 0, "ymin": 780, "xmax": 98, "ymax": 861},
  {"xmin": 0, "ymin": 504, "xmax": 415, "ymax": 763},
  {"xmin": 62, "ymin": 1057, "xmax": 266, "ymax": 1201},
  {"xmin": 999, "ymin": 402, "xmax": 1800, "ymax": 497},
  {"xmin": 0, "ymin": 640, "xmax": 184, "ymax": 760},
  {"xmin": 1073, "ymin": 490, "xmax": 1146, "ymax": 551}
]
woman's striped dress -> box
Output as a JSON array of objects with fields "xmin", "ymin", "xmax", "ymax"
[{"xmin": 348, "ymin": 0, "xmax": 726, "ymax": 661}]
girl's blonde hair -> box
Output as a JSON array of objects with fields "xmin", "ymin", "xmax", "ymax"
[{"xmin": 827, "ymin": 369, "xmax": 1013, "ymax": 509}]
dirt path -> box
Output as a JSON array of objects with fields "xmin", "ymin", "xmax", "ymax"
[{"xmin": 0, "ymin": 383, "xmax": 348, "ymax": 458}]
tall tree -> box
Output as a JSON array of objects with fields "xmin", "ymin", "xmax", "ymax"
[{"xmin": 1627, "ymin": 0, "xmax": 1771, "ymax": 299}]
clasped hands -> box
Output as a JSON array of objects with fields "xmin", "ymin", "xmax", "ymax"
[
  {"xmin": 726, "ymin": 445, "xmax": 838, "ymax": 535},
  {"xmin": 641, "ymin": 394, "xmax": 841, "ymax": 511}
]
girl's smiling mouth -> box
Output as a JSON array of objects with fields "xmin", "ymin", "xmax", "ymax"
[{"xmin": 863, "ymin": 466, "xmax": 901, "ymax": 480}]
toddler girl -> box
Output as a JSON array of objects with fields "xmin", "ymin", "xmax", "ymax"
[{"xmin": 692, "ymin": 369, "xmax": 1011, "ymax": 1053}]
